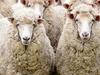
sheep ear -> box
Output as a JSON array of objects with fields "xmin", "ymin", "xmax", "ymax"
[
  {"xmin": 16, "ymin": 0, "xmax": 26, "ymax": 5},
  {"xmin": 63, "ymin": 3, "xmax": 70, "ymax": 9},
  {"xmin": 68, "ymin": 13, "xmax": 74, "ymax": 19},
  {"xmin": 8, "ymin": 17, "xmax": 15, "ymax": 23},
  {"xmin": 55, "ymin": 0, "xmax": 62, "ymax": 5},
  {"xmin": 95, "ymin": 15, "xmax": 100, "ymax": 21},
  {"xmin": 47, "ymin": 0, "xmax": 53, "ymax": 5},
  {"xmin": 20, "ymin": 0, "xmax": 26, "ymax": 5}
]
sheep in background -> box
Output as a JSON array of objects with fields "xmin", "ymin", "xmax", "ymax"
[
  {"xmin": 56, "ymin": 3, "xmax": 100, "ymax": 75},
  {"xmin": 62, "ymin": 0, "xmax": 98, "ymax": 10},
  {"xmin": 0, "ymin": 17, "xmax": 17, "ymax": 75},
  {"xmin": 0, "ymin": 0, "xmax": 13, "ymax": 17},
  {"xmin": 0, "ymin": 5, "xmax": 55, "ymax": 75},
  {"xmin": 43, "ymin": 1, "xmax": 67, "ymax": 51},
  {"xmin": 19, "ymin": 0, "xmax": 62, "ymax": 23}
]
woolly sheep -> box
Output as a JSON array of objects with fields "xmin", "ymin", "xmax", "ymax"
[
  {"xmin": 20, "ymin": 0, "xmax": 62, "ymax": 23},
  {"xmin": 0, "ymin": 6, "xmax": 55, "ymax": 75},
  {"xmin": 22, "ymin": 0, "xmax": 67, "ymax": 51},
  {"xmin": 17, "ymin": 0, "xmax": 51, "ymax": 20},
  {"xmin": 56, "ymin": 4, "xmax": 100, "ymax": 75},
  {"xmin": 0, "ymin": 17, "xmax": 17, "ymax": 75},
  {"xmin": 43, "ymin": 3, "xmax": 67, "ymax": 51}
]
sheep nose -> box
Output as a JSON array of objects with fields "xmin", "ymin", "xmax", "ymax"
[
  {"xmin": 23, "ymin": 37, "xmax": 30, "ymax": 41},
  {"xmin": 82, "ymin": 32, "xmax": 89, "ymax": 37},
  {"xmin": 63, "ymin": 3, "xmax": 69, "ymax": 9}
]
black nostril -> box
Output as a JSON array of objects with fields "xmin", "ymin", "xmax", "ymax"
[
  {"xmin": 82, "ymin": 32, "xmax": 89, "ymax": 37},
  {"xmin": 23, "ymin": 37, "xmax": 30, "ymax": 41}
]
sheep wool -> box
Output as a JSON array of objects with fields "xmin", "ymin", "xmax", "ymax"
[
  {"xmin": 56, "ymin": 12, "xmax": 100, "ymax": 75},
  {"xmin": 11, "ymin": 23, "xmax": 55, "ymax": 75},
  {"xmin": 43, "ymin": 4, "xmax": 67, "ymax": 51}
]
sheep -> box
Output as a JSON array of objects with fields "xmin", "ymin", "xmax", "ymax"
[
  {"xmin": 56, "ymin": 3, "xmax": 100, "ymax": 75},
  {"xmin": 17, "ymin": 0, "xmax": 51, "ymax": 20},
  {"xmin": 19, "ymin": 0, "xmax": 66, "ymax": 52},
  {"xmin": 0, "ymin": 17, "xmax": 17, "ymax": 75},
  {"xmin": 19, "ymin": 0, "xmax": 62, "ymax": 22},
  {"xmin": 0, "ymin": 5, "xmax": 55, "ymax": 75},
  {"xmin": 43, "ymin": 3, "xmax": 67, "ymax": 52},
  {"xmin": 0, "ymin": 0, "xmax": 13, "ymax": 17}
]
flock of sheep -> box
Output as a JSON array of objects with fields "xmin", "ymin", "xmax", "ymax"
[{"xmin": 0, "ymin": 0, "xmax": 100, "ymax": 75}]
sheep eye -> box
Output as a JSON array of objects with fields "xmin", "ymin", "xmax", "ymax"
[{"xmin": 33, "ymin": 24, "xmax": 37, "ymax": 28}]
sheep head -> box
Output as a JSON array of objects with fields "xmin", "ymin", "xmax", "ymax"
[
  {"xmin": 67, "ymin": 11, "xmax": 100, "ymax": 41},
  {"xmin": 8, "ymin": 17, "xmax": 40, "ymax": 45}
]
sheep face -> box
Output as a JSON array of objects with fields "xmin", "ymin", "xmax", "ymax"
[
  {"xmin": 68, "ymin": 12, "xmax": 100, "ymax": 41},
  {"xmin": 26, "ymin": 0, "xmax": 60, "ymax": 20},
  {"xmin": 29, "ymin": 3, "xmax": 45, "ymax": 20},
  {"xmin": 9, "ymin": 17, "xmax": 36, "ymax": 45},
  {"xmin": 75, "ymin": 12, "xmax": 94, "ymax": 41},
  {"xmin": 17, "ymin": 24, "xmax": 34, "ymax": 45}
]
